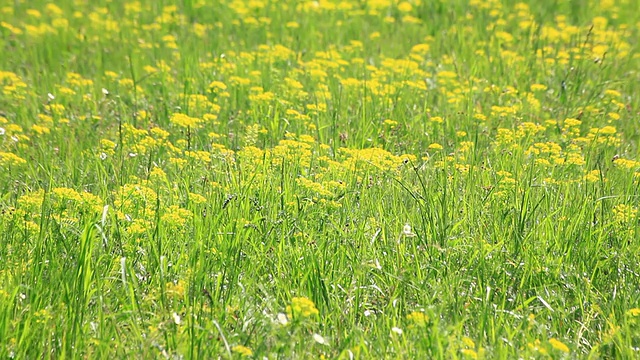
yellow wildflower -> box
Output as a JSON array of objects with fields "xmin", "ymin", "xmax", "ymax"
[
  {"xmin": 286, "ymin": 297, "xmax": 319, "ymax": 319},
  {"xmin": 548, "ymin": 338, "xmax": 570, "ymax": 353},
  {"xmin": 232, "ymin": 345, "xmax": 253, "ymax": 357},
  {"xmin": 170, "ymin": 113, "xmax": 202, "ymax": 129}
]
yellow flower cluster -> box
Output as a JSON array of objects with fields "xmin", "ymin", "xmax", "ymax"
[{"xmin": 286, "ymin": 297, "xmax": 319, "ymax": 319}]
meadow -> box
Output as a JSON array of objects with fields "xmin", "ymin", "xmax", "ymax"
[{"xmin": 1, "ymin": 0, "xmax": 640, "ymax": 358}]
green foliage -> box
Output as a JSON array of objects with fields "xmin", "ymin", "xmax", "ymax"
[{"xmin": 1, "ymin": 0, "xmax": 640, "ymax": 358}]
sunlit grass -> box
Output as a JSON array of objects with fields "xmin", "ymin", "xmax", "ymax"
[{"xmin": 1, "ymin": 0, "xmax": 640, "ymax": 358}]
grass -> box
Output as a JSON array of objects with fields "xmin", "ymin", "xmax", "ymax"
[{"xmin": 1, "ymin": 0, "xmax": 640, "ymax": 358}]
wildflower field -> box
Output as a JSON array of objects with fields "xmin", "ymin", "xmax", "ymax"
[{"xmin": 1, "ymin": 0, "xmax": 640, "ymax": 358}]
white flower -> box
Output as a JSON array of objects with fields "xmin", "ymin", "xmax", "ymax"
[
  {"xmin": 313, "ymin": 333, "xmax": 327, "ymax": 345},
  {"xmin": 402, "ymin": 223, "xmax": 416, "ymax": 237},
  {"xmin": 172, "ymin": 312, "xmax": 181, "ymax": 325},
  {"xmin": 277, "ymin": 313, "xmax": 288, "ymax": 325},
  {"xmin": 391, "ymin": 327, "xmax": 403, "ymax": 335}
]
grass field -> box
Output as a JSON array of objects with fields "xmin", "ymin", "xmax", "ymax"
[{"xmin": 1, "ymin": 0, "xmax": 640, "ymax": 358}]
